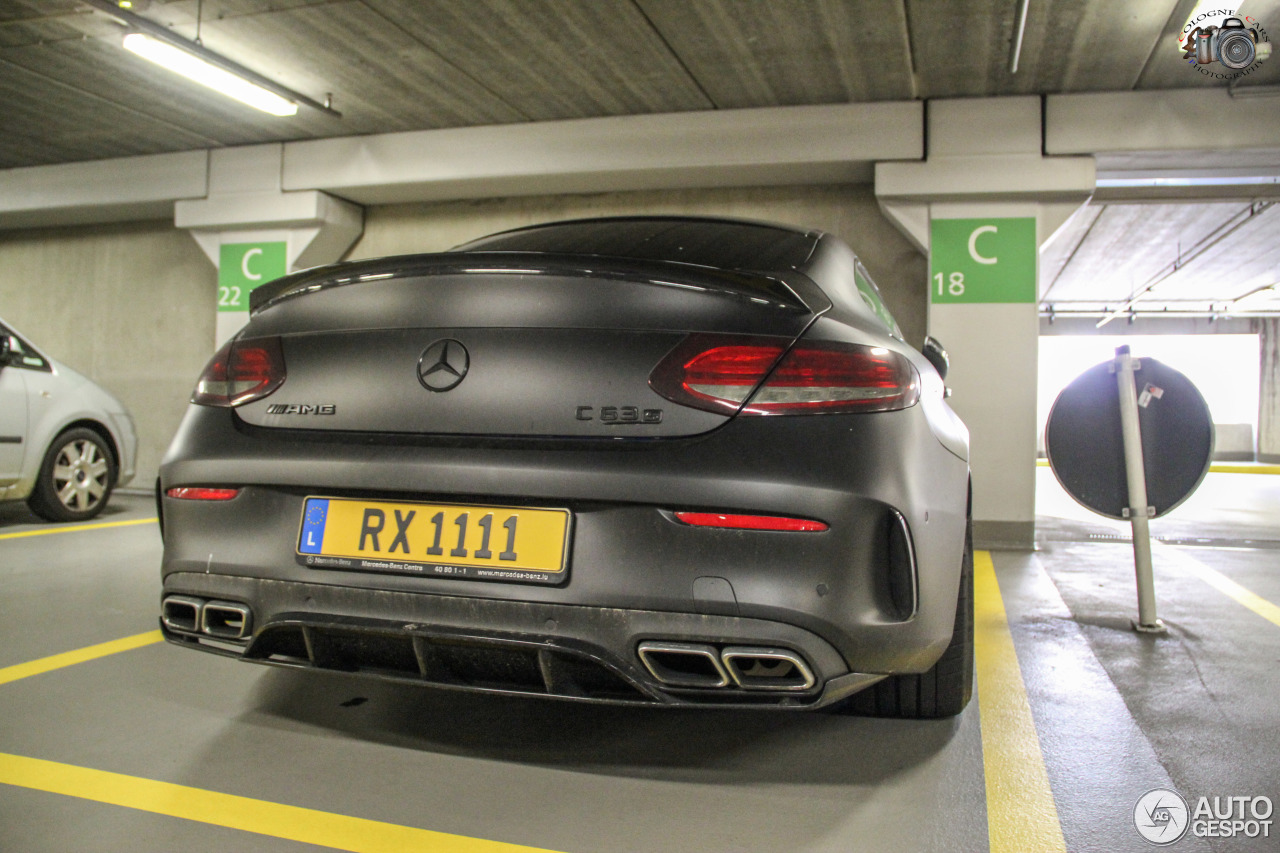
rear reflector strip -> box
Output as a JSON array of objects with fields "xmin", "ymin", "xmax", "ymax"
[
  {"xmin": 166, "ymin": 487, "xmax": 241, "ymax": 501},
  {"xmin": 674, "ymin": 512, "xmax": 828, "ymax": 532}
]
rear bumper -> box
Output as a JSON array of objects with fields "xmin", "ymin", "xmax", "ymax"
[
  {"xmin": 160, "ymin": 573, "xmax": 889, "ymax": 709},
  {"xmin": 159, "ymin": 403, "xmax": 969, "ymax": 706}
]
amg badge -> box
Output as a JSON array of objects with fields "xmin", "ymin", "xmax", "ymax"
[{"xmin": 266, "ymin": 403, "xmax": 336, "ymax": 415}]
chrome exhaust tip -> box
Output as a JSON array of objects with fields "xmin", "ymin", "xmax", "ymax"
[
  {"xmin": 721, "ymin": 647, "xmax": 816, "ymax": 691},
  {"xmin": 161, "ymin": 595, "xmax": 204, "ymax": 635},
  {"xmin": 200, "ymin": 600, "xmax": 253, "ymax": 640},
  {"xmin": 637, "ymin": 641, "xmax": 730, "ymax": 688}
]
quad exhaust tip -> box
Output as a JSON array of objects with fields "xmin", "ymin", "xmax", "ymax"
[
  {"xmin": 161, "ymin": 595, "xmax": 204, "ymax": 634},
  {"xmin": 721, "ymin": 646, "xmax": 816, "ymax": 691},
  {"xmin": 637, "ymin": 641, "xmax": 730, "ymax": 688},
  {"xmin": 202, "ymin": 600, "xmax": 253, "ymax": 640},
  {"xmin": 638, "ymin": 641, "xmax": 815, "ymax": 692},
  {"xmin": 162, "ymin": 595, "xmax": 253, "ymax": 641}
]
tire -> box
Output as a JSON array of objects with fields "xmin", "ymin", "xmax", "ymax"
[
  {"xmin": 27, "ymin": 427, "xmax": 117, "ymax": 523},
  {"xmin": 832, "ymin": 519, "xmax": 974, "ymax": 718}
]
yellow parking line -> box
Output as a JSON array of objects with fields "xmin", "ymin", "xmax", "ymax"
[
  {"xmin": 1208, "ymin": 463, "xmax": 1280, "ymax": 475},
  {"xmin": 0, "ymin": 752, "xmax": 558, "ymax": 853},
  {"xmin": 974, "ymin": 551, "xmax": 1067, "ymax": 853},
  {"xmin": 1036, "ymin": 459, "xmax": 1280, "ymax": 474},
  {"xmin": 0, "ymin": 517, "xmax": 158, "ymax": 541},
  {"xmin": 1156, "ymin": 544, "xmax": 1280, "ymax": 629},
  {"xmin": 0, "ymin": 631, "xmax": 163, "ymax": 687}
]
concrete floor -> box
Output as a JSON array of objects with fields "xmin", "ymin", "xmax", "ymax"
[{"xmin": 0, "ymin": 469, "xmax": 1276, "ymax": 852}]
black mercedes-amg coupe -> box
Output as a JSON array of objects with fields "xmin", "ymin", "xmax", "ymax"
[{"xmin": 158, "ymin": 216, "xmax": 972, "ymax": 717}]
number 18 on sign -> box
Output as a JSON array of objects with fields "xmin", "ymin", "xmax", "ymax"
[{"xmin": 929, "ymin": 218, "xmax": 1037, "ymax": 304}]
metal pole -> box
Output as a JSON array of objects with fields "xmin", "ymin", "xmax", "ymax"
[{"xmin": 1114, "ymin": 346, "xmax": 1165, "ymax": 633}]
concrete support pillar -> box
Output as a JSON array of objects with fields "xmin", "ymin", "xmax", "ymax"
[
  {"xmin": 175, "ymin": 145, "xmax": 363, "ymax": 347},
  {"xmin": 876, "ymin": 97, "xmax": 1095, "ymax": 549},
  {"xmin": 1260, "ymin": 318, "xmax": 1280, "ymax": 464}
]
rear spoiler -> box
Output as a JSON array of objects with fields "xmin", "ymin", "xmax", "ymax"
[{"xmin": 249, "ymin": 252, "xmax": 817, "ymax": 315}]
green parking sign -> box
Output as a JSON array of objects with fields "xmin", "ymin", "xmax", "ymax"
[
  {"xmin": 218, "ymin": 242, "xmax": 286, "ymax": 312},
  {"xmin": 930, "ymin": 218, "xmax": 1036, "ymax": 304}
]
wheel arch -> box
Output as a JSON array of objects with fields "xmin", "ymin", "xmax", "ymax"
[{"xmin": 54, "ymin": 418, "xmax": 121, "ymax": 472}]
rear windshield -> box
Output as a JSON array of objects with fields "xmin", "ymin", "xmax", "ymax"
[
  {"xmin": 854, "ymin": 262, "xmax": 904, "ymax": 341},
  {"xmin": 457, "ymin": 219, "xmax": 818, "ymax": 274}
]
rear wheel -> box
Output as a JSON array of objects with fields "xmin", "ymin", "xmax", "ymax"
[
  {"xmin": 27, "ymin": 428, "xmax": 117, "ymax": 522},
  {"xmin": 832, "ymin": 519, "xmax": 974, "ymax": 718}
]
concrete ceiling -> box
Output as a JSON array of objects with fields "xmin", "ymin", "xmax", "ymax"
[
  {"xmin": 2, "ymin": 0, "xmax": 1280, "ymax": 315},
  {"xmin": 3, "ymin": 0, "xmax": 1279, "ymax": 170},
  {"xmin": 1041, "ymin": 199, "xmax": 1280, "ymax": 317}
]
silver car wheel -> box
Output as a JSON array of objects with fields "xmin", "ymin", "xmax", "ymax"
[{"xmin": 52, "ymin": 438, "xmax": 110, "ymax": 513}]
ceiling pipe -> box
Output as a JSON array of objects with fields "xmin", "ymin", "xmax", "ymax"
[
  {"xmin": 1229, "ymin": 83, "xmax": 1280, "ymax": 99},
  {"xmin": 1009, "ymin": 0, "xmax": 1030, "ymax": 73},
  {"xmin": 1041, "ymin": 309, "xmax": 1279, "ymax": 319}
]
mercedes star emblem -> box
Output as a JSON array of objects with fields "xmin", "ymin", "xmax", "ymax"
[{"xmin": 417, "ymin": 339, "xmax": 470, "ymax": 392}]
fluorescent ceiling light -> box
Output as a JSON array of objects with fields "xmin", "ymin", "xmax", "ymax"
[
  {"xmin": 122, "ymin": 32, "xmax": 298, "ymax": 116},
  {"xmin": 1097, "ymin": 175, "xmax": 1280, "ymax": 188}
]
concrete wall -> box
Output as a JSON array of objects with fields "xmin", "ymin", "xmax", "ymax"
[
  {"xmin": 0, "ymin": 183, "xmax": 923, "ymax": 492},
  {"xmin": 0, "ymin": 221, "xmax": 214, "ymax": 491},
  {"xmin": 1261, "ymin": 318, "xmax": 1280, "ymax": 464},
  {"xmin": 348, "ymin": 183, "xmax": 928, "ymax": 347}
]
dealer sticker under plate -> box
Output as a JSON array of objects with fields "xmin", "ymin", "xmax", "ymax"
[{"xmin": 297, "ymin": 497, "xmax": 571, "ymax": 584}]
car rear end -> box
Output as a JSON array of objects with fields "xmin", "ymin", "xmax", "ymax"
[{"xmin": 158, "ymin": 224, "xmax": 968, "ymax": 710}]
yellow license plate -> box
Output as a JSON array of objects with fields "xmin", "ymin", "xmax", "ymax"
[{"xmin": 297, "ymin": 497, "xmax": 571, "ymax": 584}]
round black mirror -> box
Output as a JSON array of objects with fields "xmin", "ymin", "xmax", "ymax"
[{"xmin": 1045, "ymin": 357, "xmax": 1213, "ymax": 520}]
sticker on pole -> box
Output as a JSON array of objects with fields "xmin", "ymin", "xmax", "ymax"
[{"xmin": 1044, "ymin": 357, "xmax": 1213, "ymax": 520}]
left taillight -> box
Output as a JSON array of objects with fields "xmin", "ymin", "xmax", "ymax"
[{"xmin": 191, "ymin": 337, "xmax": 285, "ymax": 407}]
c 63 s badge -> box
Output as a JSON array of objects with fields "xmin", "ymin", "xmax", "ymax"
[
  {"xmin": 576, "ymin": 405, "xmax": 663, "ymax": 424},
  {"xmin": 266, "ymin": 403, "xmax": 337, "ymax": 415}
]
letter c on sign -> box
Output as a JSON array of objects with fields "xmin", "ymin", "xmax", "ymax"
[
  {"xmin": 968, "ymin": 225, "xmax": 998, "ymax": 265},
  {"xmin": 241, "ymin": 247, "xmax": 264, "ymax": 281}
]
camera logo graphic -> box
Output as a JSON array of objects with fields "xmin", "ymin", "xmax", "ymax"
[
  {"xmin": 1135, "ymin": 789, "xmax": 1191, "ymax": 845},
  {"xmin": 1183, "ymin": 15, "xmax": 1267, "ymax": 70}
]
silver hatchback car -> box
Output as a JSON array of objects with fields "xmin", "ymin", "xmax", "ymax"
[{"xmin": 0, "ymin": 316, "xmax": 137, "ymax": 522}]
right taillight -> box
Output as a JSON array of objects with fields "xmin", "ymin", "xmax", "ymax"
[
  {"xmin": 650, "ymin": 335, "xmax": 918, "ymax": 416},
  {"xmin": 191, "ymin": 337, "xmax": 286, "ymax": 407},
  {"xmin": 742, "ymin": 341, "xmax": 919, "ymax": 414}
]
